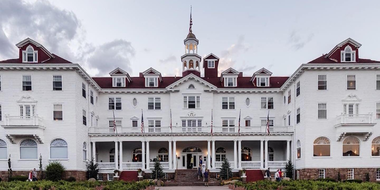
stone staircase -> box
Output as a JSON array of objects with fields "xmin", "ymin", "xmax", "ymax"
[{"xmin": 164, "ymin": 169, "xmax": 220, "ymax": 186}]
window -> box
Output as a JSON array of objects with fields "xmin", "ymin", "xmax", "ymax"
[
  {"xmin": 109, "ymin": 98, "xmax": 122, "ymax": 110},
  {"xmin": 181, "ymin": 119, "xmax": 202, "ymax": 132},
  {"xmin": 261, "ymin": 97, "xmax": 274, "ymax": 109},
  {"xmin": 215, "ymin": 147, "xmax": 226, "ymax": 162},
  {"xmin": 184, "ymin": 95, "xmax": 200, "ymax": 109},
  {"xmin": 296, "ymin": 108, "xmax": 300, "ymax": 124},
  {"xmin": 158, "ymin": 148, "xmax": 168, "ymax": 162},
  {"xmin": 145, "ymin": 77, "xmax": 158, "ymax": 87},
  {"xmin": 283, "ymin": 96, "xmax": 286, "ymax": 104},
  {"xmin": 208, "ymin": 60, "xmax": 215, "ymax": 68},
  {"xmin": 113, "ymin": 77, "xmax": 125, "ymax": 87},
  {"xmin": 313, "ymin": 137, "xmax": 330, "ymax": 156},
  {"xmin": 242, "ymin": 147, "xmax": 251, "ymax": 161},
  {"xmin": 343, "ymin": 136, "xmax": 360, "ymax": 156},
  {"xmin": 245, "ymin": 120, "xmax": 251, "ymax": 127},
  {"xmin": 318, "ymin": 75, "xmax": 327, "ymax": 90},
  {"xmin": 0, "ymin": 139, "xmax": 6, "ymax": 159},
  {"xmin": 257, "ymin": 77, "xmax": 269, "ymax": 87},
  {"xmin": 90, "ymin": 91, "xmax": 94, "ymax": 104},
  {"xmin": 261, "ymin": 119, "xmax": 273, "ymax": 131},
  {"xmin": 288, "ymin": 90, "xmax": 291, "ymax": 104},
  {"xmin": 297, "ymin": 140, "xmax": 301, "ymax": 159},
  {"xmin": 377, "ymin": 169, "xmax": 380, "ymax": 181},
  {"xmin": 109, "ymin": 120, "xmax": 122, "ymax": 131},
  {"xmin": 372, "ymin": 136, "xmax": 380, "ymax": 156},
  {"xmin": 82, "ymin": 83, "xmax": 86, "ymax": 98},
  {"xmin": 222, "ymin": 97, "xmax": 235, "ymax": 109},
  {"xmin": 53, "ymin": 75, "xmax": 62, "ymax": 91},
  {"xmin": 109, "ymin": 148, "xmax": 115, "ymax": 162},
  {"xmin": 318, "ymin": 103, "xmax": 327, "ymax": 119},
  {"xmin": 347, "ymin": 75, "xmax": 356, "ymax": 90},
  {"xmin": 20, "ymin": 105, "xmax": 35, "ymax": 118},
  {"xmin": 20, "ymin": 139, "xmax": 37, "ymax": 159},
  {"xmin": 347, "ymin": 169, "xmax": 354, "ymax": 180},
  {"xmin": 341, "ymin": 46, "xmax": 356, "ymax": 62},
  {"xmin": 222, "ymin": 119, "xmax": 235, "ymax": 132},
  {"xmin": 224, "ymin": 77, "xmax": 237, "ymax": 87},
  {"xmin": 0, "ymin": 105, "xmax": 2, "ymax": 121},
  {"xmin": 148, "ymin": 120, "xmax": 161, "ymax": 132},
  {"xmin": 148, "ymin": 97, "xmax": 161, "ymax": 110},
  {"xmin": 288, "ymin": 115, "xmax": 291, "ymax": 126},
  {"xmin": 132, "ymin": 120, "xmax": 138, "ymax": 127},
  {"xmin": 132, "ymin": 148, "xmax": 142, "ymax": 162},
  {"xmin": 318, "ymin": 169, "xmax": 325, "ymax": 179},
  {"xmin": 296, "ymin": 81, "xmax": 300, "ymax": 96},
  {"xmin": 53, "ymin": 104, "xmax": 63, "ymax": 120},
  {"xmin": 22, "ymin": 46, "xmax": 38, "ymax": 62},
  {"xmin": 22, "ymin": 75, "xmax": 32, "ymax": 91},
  {"xmin": 83, "ymin": 142, "xmax": 87, "ymax": 161},
  {"xmin": 83, "ymin": 110, "xmax": 87, "ymax": 126},
  {"xmin": 343, "ymin": 103, "xmax": 359, "ymax": 116},
  {"xmin": 377, "ymin": 75, "xmax": 380, "ymax": 90},
  {"xmin": 268, "ymin": 147, "xmax": 274, "ymax": 161},
  {"xmin": 50, "ymin": 139, "xmax": 68, "ymax": 159}
]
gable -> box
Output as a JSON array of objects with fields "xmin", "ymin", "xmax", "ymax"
[{"xmin": 166, "ymin": 73, "xmax": 217, "ymax": 91}]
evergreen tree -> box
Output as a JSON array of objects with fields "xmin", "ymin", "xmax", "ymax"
[
  {"xmin": 86, "ymin": 160, "xmax": 99, "ymax": 179},
  {"xmin": 220, "ymin": 159, "xmax": 232, "ymax": 180},
  {"xmin": 152, "ymin": 158, "xmax": 164, "ymax": 179},
  {"xmin": 285, "ymin": 160, "xmax": 294, "ymax": 179}
]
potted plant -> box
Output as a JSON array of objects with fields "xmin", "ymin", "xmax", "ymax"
[
  {"xmin": 114, "ymin": 170, "xmax": 120, "ymax": 177},
  {"xmin": 137, "ymin": 168, "xmax": 143, "ymax": 177},
  {"xmin": 241, "ymin": 169, "xmax": 246, "ymax": 177}
]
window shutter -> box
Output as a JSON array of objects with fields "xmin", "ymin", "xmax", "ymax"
[{"xmin": 341, "ymin": 51, "xmax": 344, "ymax": 62}]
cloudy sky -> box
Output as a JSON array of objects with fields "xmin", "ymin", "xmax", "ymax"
[{"xmin": 1, "ymin": 0, "xmax": 380, "ymax": 77}]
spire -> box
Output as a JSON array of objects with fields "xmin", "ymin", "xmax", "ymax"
[{"xmin": 189, "ymin": 6, "xmax": 193, "ymax": 33}]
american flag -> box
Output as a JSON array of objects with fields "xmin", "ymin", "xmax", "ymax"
[
  {"xmin": 266, "ymin": 111, "xmax": 270, "ymax": 135},
  {"xmin": 113, "ymin": 110, "xmax": 117, "ymax": 134},
  {"xmin": 238, "ymin": 109, "xmax": 241, "ymax": 135},
  {"xmin": 211, "ymin": 109, "xmax": 213, "ymax": 136},
  {"xmin": 170, "ymin": 109, "xmax": 173, "ymax": 132},
  {"xmin": 141, "ymin": 109, "xmax": 144, "ymax": 134}
]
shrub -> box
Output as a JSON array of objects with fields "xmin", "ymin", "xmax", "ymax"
[
  {"xmin": 365, "ymin": 173, "xmax": 370, "ymax": 182},
  {"xmin": 8, "ymin": 175, "xmax": 28, "ymax": 181},
  {"xmin": 66, "ymin": 176, "xmax": 76, "ymax": 182},
  {"xmin": 45, "ymin": 162, "xmax": 65, "ymax": 181},
  {"xmin": 316, "ymin": 178, "xmax": 336, "ymax": 182},
  {"xmin": 285, "ymin": 160, "xmax": 294, "ymax": 179},
  {"xmin": 86, "ymin": 160, "xmax": 99, "ymax": 180},
  {"xmin": 151, "ymin": 158, "xmax": 164, "ymax": 179},
  {"xmin": 343, "ymin": 179, "xmax": 362, "ymax": 183},
  {"xmin": 220, "ymin": 158, "xmax": 232, "ymax": 180}
]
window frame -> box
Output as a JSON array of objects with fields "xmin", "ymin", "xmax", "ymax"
[
  {"xmin": 318, "ymin": 169, "xmax": 325, "ymax": 179},
  {"xmin": 377, "ymin": 75, "xmax": 380, "ymax": 90},
  {"xmin": 224, "ymin": 77, "xmax": 237, "ymax": 87},
  {"xmin": 109, "ymin": 97, "xmax": 122, "ymax": 110},
  {"xmin": 371, "ymin": 137, "xmax": 380, "ymax": 156},
  {"xmin": 288, "ymin": 90, "xmax": 291, "ymax": 104},
  {"xmin": 82, "ymin": 83, "xmax": 86, "ymax": 98},
  {"xmin": 296, "ymin": 108, "xmax": 300, "ymax": 124},
  {"xmin": 318, "ymin": 103, "xmax": 327, "ymax": 119},
  {"xmin": 148, "ymin": 97, "xmax": 161, "ymax": 110},
  {"xmin": 313, "ymin": 137, "xmax": 330, "ymax": 157},
  {"xmin": 22, "ymin": 46, "xmax": 38, "ymax": 63},
  {"xmin": 347, "ymin": 75, "xmax": 356, "ymax": 90},
  {"xmin": 90, "ymin": 91, "xmax": 94, "ymax": 104},
  {"xmin": 184, "ymin": 95, "xmax": 201, "ymax": 109},
  {"xmin": 145, "ymin": 77, "xmax": 158, "ymax": 87},
  {"xmin": 296, "ymin": 81, "xmax": 300, "ymax": 96},
  {"xmin": 0, "ymin": 139, "xmax": 7, "ymax": 159},
  {"xmin": 318, "ymin": 75, "xmax": 327, "ymax": 90},
  {"xmin": 53, "ymin": 75, "xmax": 62, "ymax": 91},
  {"xmin": 341, "ymin": 46, "xmax": 356, "ymax": 62},
  {"xmin": 215, "ymin": 147, "xmax": 226, "ymax": 162},
  {"xmin": 207, "ymin": 60, "xmax": 215, "ymax": 68},
  {"xmin": 347, "ymin": 169, "xmax": 354, "ymax": 180},
  {"xmin": 20, "ymin": 139, "xmax": 38, "ymax": 159},
  {"xmin": 53, "ymin": 104, "xmax": 63, "ymax": 121},
  {"xmin": 83, "ymin": 110, "xmax": 87, "ymax": 126},
  {"xmin": 222, "ymin": 97, "xmax": 235, "ymax": 110},
  {"xmin": 148, "ymin": 119, "xmax": 161, "ymax": 132},
  {"xmin": 343, "ymin": 136, "xmax": 360, "ymax": 156},
  {"xmin": 22, "ymin": 75, "xmax": 32, "ymax": 91},
  {"xmin": 222, "ymin": 119, "xmax": 235, "ymax": 132},
  {"xmin": 50, "ymin": 139, "xmax": 68, "ymax": 159}
]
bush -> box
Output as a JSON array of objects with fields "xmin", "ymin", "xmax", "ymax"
[
  {"xmin": 86, "ymin": 160, "xmax": 99, "ymax": 180},
  {"xmin": 66, "ymin": 176, "xmax": 76, "ymax": 182},
  {"xmin": 316, "ymin": 178, "xmax": 336, "ymax": 182},
  {"xmin": 8, "ymin": 175, "xmax": 28, "ymax": 181},
  {"xmin": 285, "ymin": 160, "xmax": 294, "ymax": 179},
  {"xmin": 45, "ymin": 162, "xmax": 65, "ymax": 181},
  {"xmin": 343, "ymin": 179, "xmax": 362, "ymax": 183}
]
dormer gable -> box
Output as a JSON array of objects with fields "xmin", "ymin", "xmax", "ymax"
[
  {"xmin": 16, "ymin": 38, "xmax": 54, "ymax": 63},
  {"xmin": 109, "ymin": 67, "xmax": 132, "ymax": 87},
  {"xmin": 141, "ymin": 67, "xmax": 162, "ymax": 87},
  {"xmin": 220, "ymin": 67, "xmax": 241, "ymax": 87},
  {"xmin": 325, "ymin": 38, "xmax": 361, "ymax": 63},
  {"xmin": 203, "ymin": 53, "xmax": 220, "ymax": 78},
  {"xmin": 251, "ymin": 67, "xmax": 272, "ymax": 87}
]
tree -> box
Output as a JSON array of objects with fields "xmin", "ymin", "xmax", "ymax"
[
  {"xmin": 152, "ymin": 159, "xmax": 164, "ymax": 179},
  {"xmin": 220, "ymin": 159, "xmax": 232, "ymax": 180},
  {"xmin": 45, "ymin": 162, "xmax": 65, "ymax": 181},
  {"xmin": 285, "ymin": 160, "xmax": 294, "ymax": 179},
  {"xmin": 86, "ymin": 160, "xmax": 99, "ymax": 179}
]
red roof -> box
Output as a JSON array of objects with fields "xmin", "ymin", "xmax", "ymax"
[
  {"xmin": 0, "ymin": 53, "xmax": 71, "ymax": 64},
  {"xmin": 308, "ymin": 54, "xmax": 380, "ymax": 64}
]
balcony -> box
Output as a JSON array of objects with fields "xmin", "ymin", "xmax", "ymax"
[
  {"xmin": 335, "ymin": 114, "xmax": 376, "ymax": 141},
  {"xmin": 1, "ymin": 115, "xmax": 45, "ymax": 144},
  {"xmin": 88, "ymin": 125, "xmax": 293, "ymax": 136}
]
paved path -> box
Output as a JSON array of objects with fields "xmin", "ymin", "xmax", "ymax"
[{"xmin": 155, "ymin": 186, "xmax": 230, "ymax": 190}]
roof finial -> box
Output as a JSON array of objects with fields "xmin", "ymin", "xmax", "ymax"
[{"xmin": 189, "ymin": 6, "xmax": 193, "ymax": 33}]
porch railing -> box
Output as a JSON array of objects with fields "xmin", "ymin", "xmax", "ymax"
[
  {"xmin": 148, "ymin": 162, "xmax": 169, "ymax": 170},
  {"xmin": 215, "ymin": 161, "xmax": 235, "ymax": 169},
  {"xmin": 268, "ymin": 161, "xmax": 286, "ymax": 168},
  {"xmin": 122, "ymin": 162, "xmax": 142, "ymax": 170},
  {"xmin": 335, "ymin": 113, "xmax": 373, "ymax": 126},
  {"xmin": 98, "ymin": 162, "xmax": 116, "ymax": 170},
  {"xmin": 241, "ymin": 161, "xmax": 261, "ymax": 169},
  {"xmin": 3, "ymin": 115, "xmax": 44, "ymax": 127}
]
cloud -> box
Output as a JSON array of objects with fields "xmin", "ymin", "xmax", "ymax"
[
  {"xmin": 219, "ymin": 36, "xmax": 250, "ymax": 74},
  {"xmin": 238, "ymin": 65, "xmax": 256, "ymax": 73},
  {"xmin": 288, "ymin": 30, "xmax": 314, "ymax": 50},
  {"xmin": 159, "ymin": 55, "xmax": 176, "ymax": 64}
]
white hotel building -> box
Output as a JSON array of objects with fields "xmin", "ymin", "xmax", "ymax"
[{"xmin": 0, "ymin": 21, "xmax": 380, "ymax": 181}]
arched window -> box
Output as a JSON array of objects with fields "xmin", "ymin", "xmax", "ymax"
[
  {"xmin": 372, "ymin": 137, "xmax": 380, "ymax": 156},
  {"xmin": 189, "ymin": 60, "xmax": 194, "ymax": 68},
  {"xmin": 183, "ymin": 61, "xmax": 187, "ymax": 68},
  {"xmin": 343, "ymin": 136, "xmax": 360, "ymax": 156},
  {"xmin": 22, "ymin": 46, "xmax": 37, "ymax": 62},
  {"xmin": 196, "ymin": 61, "xmax": 199, "ymax": 68},
  {"xmin": 216, "ymin": 147, "xmax": 226, "ymax": 162},
  {"xmin": 20, "ymin": 139, "xmax": 37, "ymax": 159},
  {"xmin": 109, "ymin": 148, "xmax": 115, "ymax": 162},
  {"xmin": 50, "ymin": 139, "xmax": 68, "ymax": 159},
  {"xmin": 133, "ymin": 148, "xmax": 142, "ymax": 162},
  {"xmin": 183, "ymin": 147, "xmax": 202, "ymax": 152},
  {"xmin": 83, "ymin": 142, "xmax": 87, "ymax": 161},
  {"xmin": 188, "ymin": 84, "xmax": 195, "ymax": 89},
  {"xmin": 342, "ymin": 46, "xmax": 355, "ymax": 62},
  {"xmin": 158, "ymin": 148, "xmax": 168, "ymax": 162},
  {"xmin": 268, "ymin": 147, "xmax": 274, "ymax": 161},
  {"xmin": 313, "ymin": 137, "xmax": 331, "ymax": 156},
  {"xmin": 297, "ymin": 140, "xmax": 301, "ymax": 159},
  {"xmin": 242, "ymin": 147, "xmax": 251, "ymax": 161},
  {"xmin": 0, "ymin": 139, "xmax": 7, "ymax": 159}
]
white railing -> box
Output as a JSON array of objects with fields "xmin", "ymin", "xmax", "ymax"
[
  {"xmin": 3, "ymin": 115, "xmax": 44, "ymax": 127},
  {"xmin": 268, "ymin": 161, "xmax": 286, "ymax": 168},
  {"xmin": 241, "ymin": 161, "xmax": 261, "ymax": 169},
  {"xmin": 148, "ymin": 162, "xmax": 169, "ymax": 170},
  {"xmin": 98, "ymin": 162, "xmax": 116, "ymax": 169},
  {"xmin": 122, "ymin": 162, "xmax": 142, "ymax": 170},
  {"xmin": 215, "ymin": 161, "xmax": 235, "ymax": 169},
  {"xmin": 336, "ymin": 113, "xmax": 373, "ymax": 126},
  {"xmin": 89, "ymin": 125, "xmax": 293, "ymax": 135}
]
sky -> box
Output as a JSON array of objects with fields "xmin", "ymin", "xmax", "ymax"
[{"xmin": 0, "ymin": 0, "xmax": 380, "ymax": 77}]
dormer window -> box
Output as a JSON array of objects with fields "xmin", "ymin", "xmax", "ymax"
[
  {"xmin": 341, "ymin": 46, "xmax": 356, "ymax": 62},
  {"xmin": 22, "ymin": 46, "xmax": 38, "ymax": 63},
  {"xmin": 224, "ymin": 77, "xmax": 237, "ymax": 87},
  {"xmin": 145, "ymin": 77, "xmax": 158, "ymax": 87},
  {"xmin": 207, "ymin": 60, "xmax": 215, "ymax": 68},
  {"xmin": 112, "ymin": 77, "xmax": 125, "ymax": 87},
  {"xmin": 257, "ymin": 77, "xmax": 269, "ymax": 87}
]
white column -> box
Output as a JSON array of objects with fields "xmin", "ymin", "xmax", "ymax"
[
  {"xmin": 207, "ymin": 140, "xmax": 211, "ymax": 169},
  {"xmin": 286, "ymin": 140, "xmax": 290, "ymax": 162},
  {"xmin": 265, "ymin": 140, "xmax": 268, "ymax": 169},
  {"xmin": 233, "ymin": 140, "xmax": 237, "ymax": 169},
  {"xmin": 146, "ymin": 141, "xmax": 150, "ymax": 170},
  {"xmin": 260, "ymin": 140, "xmax": 264, "ymax": 169},
  {"xmin": 238, "ymin": 140, "xmax": 242, "ymax": 169},
  {"xmin": 212, "ymin": 140, "xmax": 216, "ymax": 169},
  {"xmin": 115, "ymin": 141, "xmax": 118, "ymax": 170},
  {"xmin": 120, "ymin": 141, "xmax": 123, "ymax": 171},
  {"xmin": 172, "ymin": 141, "xmax": 177, "ymax": 170},
  {"xmin": 141, "ymin": 141, "xmax": 145, "ymax": 170},
  {"xmin": 169, "ymin": 141, "xmax": 172, "ymax": 169},
  {"xmin": 92, "ymin": 141, "xmax": 96, "ymax": 163}
]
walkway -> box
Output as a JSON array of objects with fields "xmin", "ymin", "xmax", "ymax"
[{"xmin": 155, "ymin": 186, "xmax": 229, "ymax": 190}]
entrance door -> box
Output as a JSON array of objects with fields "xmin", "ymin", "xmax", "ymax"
[{"xmin": 186, "ymin": 154, "xmax": 192, "ymax": 169}]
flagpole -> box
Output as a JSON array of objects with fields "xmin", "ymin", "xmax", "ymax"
[
  {"xmin": 170, "ymin": 109, "xmax": 173, "ymax": 133},
  {"xmin": 238, "ymin": 109, "xmax": 241, "ymax": 136},
  {"xmin": 113, "ymin": 109, "xmax": 118, "ymax": 137},
  {"xmin": 141, "ymin": 109, "xmax": 144, "ymax": 136},
  {"xmin": 266, "ymin": 110, "xmax": 270, "ymax": 136},
  {"xmin": 211, "ymin": 109, "xmax": 213, "ymax": 136}
]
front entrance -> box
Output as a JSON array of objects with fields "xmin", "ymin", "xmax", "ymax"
[{"xmin": 179, "ymin": 147, "xmax": 203, "ymax": 169}]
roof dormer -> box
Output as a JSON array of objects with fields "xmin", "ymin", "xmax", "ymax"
[
  {"xmin": 109, "ymin": 67, "xmax": 132, "ymax": 87},
  {"xmin": 203, "ymin": 53, "xmax": 220, "ymax": 78},
  {"xmin": 142, "ymin": 67, "xmax": 162, "ymax": 87},
  {"xmin": 251, "ymin": 67, "xmax": 272, "ymax": 87},
  {"xmin": 221, "ymin": 67, "xmax": 240, "ymax": 87},
  {"xmin": 16, "ymin": 38, "xmax": 54, "ymax": 63}
]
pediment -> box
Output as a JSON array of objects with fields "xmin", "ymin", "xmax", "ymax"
[
  {"xmin": 17, "ymin": 96, "xmax": 37, "ymax": 103},
  {"xmin": 204, "ymin": 53, "xmax": 219, "ymax": 60},
  {"xmin": 142, "ymin": 67, "xmax": 161, "ymax": 75},
  {"xmin": 109, "ymin": 67, "xmax": 132, "ymax": 82},
  {"xmin": 253, "ymin": 67, "xmax": 272, "ymax": 76},
  {"xmin": 221, "ymin": 67, "xmax": 239, "ymax": 75},
  {"xmin": 342, "ymin": 94, "xmax": 361, "ymax": 103},
  {"xmin": 166, "ymin": 73, "xmax": 217, "ymax": 91}
]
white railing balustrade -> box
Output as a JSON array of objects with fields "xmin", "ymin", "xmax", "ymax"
[
  {"xmin": 98, "ymin": 162, "xmax": 116, "ymax": 169},
  {"xmin": 122, "ymin": 162, "xmax": 142, "ymax": 170},
  {"xmin": 336, "ymin": 113, "xmax": 373, "ymax": 126},
  {"xmin": 241, "ymin": 161, "xmax": 261, "ymax": 169},
  {"xmin": 268, "ymin": 161, "xmax": 286, "ymax": 168},
  {"xmin": 214, "ymin": 161, "xmax": 234, "ymax": 169},
  {"xmin": 148, "ymin": 162, "xmax": 169, "ymax": 170},
  {"xmin": 4, "ymin": 115, "xmax": 44, "ymax": 127}
]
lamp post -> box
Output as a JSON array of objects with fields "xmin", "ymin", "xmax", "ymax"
[
  {"xmin": 39, "ymin": 154, "xmax": 43, "ymax": 179},
  {"xmin": 8, "ymin": 154, "xmax": 12, "ymax": 180}
]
